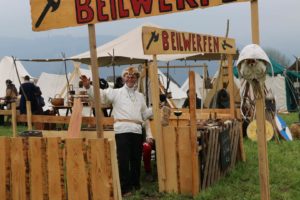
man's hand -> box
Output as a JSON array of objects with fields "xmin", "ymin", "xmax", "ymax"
[{"xmin": 146, "ymin": 138, "xmax": 154, "ymax": 145}]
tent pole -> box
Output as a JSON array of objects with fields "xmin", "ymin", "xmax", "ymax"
[{"xmin": 88, "ymin": 24, "xmax": 104, "ymax": 138}]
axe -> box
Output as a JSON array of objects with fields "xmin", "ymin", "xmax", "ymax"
[{"xmin": 35, "ymin": 0, "xmax": 61, "ymax": 28}]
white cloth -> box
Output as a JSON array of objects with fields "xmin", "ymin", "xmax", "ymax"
[{"xmin": 102, "ymin": 85, "xmax": 152, "ymax": 134}]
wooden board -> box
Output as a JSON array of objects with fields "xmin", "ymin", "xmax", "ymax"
[
  {"xmin": 177, "ymin": 126, "xmax": 192, "ymax": 194},
  {"xmin": 67, "ymin": 98, "xmax": 83, "ymax": 138},
  {"xmin": 28, "ymin": 138, "xmax": 44, "ymax": 199},
  {"xmin": 65, "ymin": 139, "xmax": 89, "ymax": 200},
  {"xmin": 47, "ymin": 137, "xmax": 64, "ymax": 200},
  {"xmin": 88, "ymin": 139, "xmax": 111, "ymax": 200},
  {"xmin": 0, "ymin": 137, "xmax": 10, "ymax": 199},
  {"xmin": 162, "ymin": 126, "xmax": 178, "ymax": 193},
  {"xmin": 30, "ymin": 0, "xmax": 249, "ymax": 31},
  {"xmin": 10, "ymin": 138, "xmax": 28, "ymax": 200}
]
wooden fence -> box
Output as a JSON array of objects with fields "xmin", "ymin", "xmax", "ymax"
[
  {"xmin": 161, "ymin": 120, "xmax": 241, "ymax": 194},
  {"xmin": 0, "ymin": 137, "xmax": 121, "ymax": 200}
]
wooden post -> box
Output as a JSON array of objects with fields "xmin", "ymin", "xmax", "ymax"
[
  {"xmin": 251, "ymin": 0, "xmax": 260, "ymax": 44},
  {"xmin": 26, "ymin": 101, "xmax": 32, "ymax": 130},
  {"xmin": 202, "ymin": 64, "xmax": 207, "ymax": 109},
  {"xmin": 149, "ymin": 55, "xmax": 166, "ymax": 191},
  {"xmin": 188, "ymin": 71, "xmax": 200, "ymax": 195},
  {"xmin": 88, "ymin": 24, "xmax": 104, "ymax": 138},
  {"xmin": 227, "ymin": 55, "xmax": 235, "ymax": 118},
  {"xmin": 11, "ymin": 102, "xmax": 17, "ymax": 137},
  {"xmin": 251, "ymin": 1, "xmax": 270, "ymax": 200}
]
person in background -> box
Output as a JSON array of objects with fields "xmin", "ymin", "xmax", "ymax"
[
  {"xmin": 4, "ymin": 79, "xmax": 18, "ymax": 109},
  {"xmin": 101, "ymin": 66, "xmax": 152, "ymax": 196},
  {"xmin": 19, "ymin": 75, "xmax": 39, "ymax": 114},
  {"xmin": 182, "ymin": 89, "xmax": 202, "ymax": 109},
  {"xmin": 216, "ymin": 88, "xmax": 230, "ymax": 109}
]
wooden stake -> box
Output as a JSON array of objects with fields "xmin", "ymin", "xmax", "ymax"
[
  {"xmin": 149, "ymin": 55, "xmax": 166, "ymax": 191},
  {"xmin": 88, "ymin": 24, "xmax": 104, "ymax": 138},
  {"xmin": 11, "ymin": 102, "xmax": 17, "ymax": 137},
  {"xmin": 26, "ymin": 101, "xmax": 32, "ymax": 130},
  {"xmin": 251, "ymin": 1, "xmax": 270, "ymax": 199},
  {"xmin": 255, "ymin": 95, "xmax": 270, "ymax": 200},
  {"xmin": 251, "ymin": 0, "xmax": 260, "ymax": 44},
  {"xmin": 188, "ymin": 71, "xmax": 200, "ymax": 195}
]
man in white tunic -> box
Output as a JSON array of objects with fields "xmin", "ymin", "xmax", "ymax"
[{"xmin": 101, "ymin": 66, "xmax": 152, "ymax": 195}]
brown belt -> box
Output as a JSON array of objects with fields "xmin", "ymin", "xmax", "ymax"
[{"xmin": 114, "ymin": 119, "xmax": 143, "ymax": 125}]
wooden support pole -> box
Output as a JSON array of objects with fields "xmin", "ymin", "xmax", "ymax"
[
  {"xmin": 11, "ymin": 103, "xmax": 17, "ymax": 137},
  {"xmin": 227, "ymin": 55, "xmax": 235, "ymax": 119},
  {"xmin": 255, "ymin": 94, "xmax": 270, "ymax": 200},
  {"xmin": 26, "ymin": 101, "xmax": 32, "ymax": 130},
  {"xmin": 149, "ymin": 55, "xmax": 166, "ymax": 191},
  {"xmin": 188, "ymin": 71, "xmax": 200, "ymax": 195},
  {"xmin": 251, "ymin": 0, "xmax": 260, "ymax": 44},
  {"xmin": 88, "ymin": 24, "xmax": 104, "ymax": 138},
  {"xmin": 251, "ymin": 1, "xmax": 270, "ymax": 200}
]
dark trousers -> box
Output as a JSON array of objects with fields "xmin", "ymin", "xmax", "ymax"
[{"xmin": 115, "ymin": 133, "xmax": 143, "ymax": 193}]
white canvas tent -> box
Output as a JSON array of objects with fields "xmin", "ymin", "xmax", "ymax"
[
  {"xmin": 181, "ymin": 72, "xmax": 204, "ymax": 104},
  {"xmin": 0, "ymin": 56, "xmax": 32, "ymax": 98},
  {"xmin": 71, "ymin": 23, "xmax": 203, "ymax": 66},
  {"xmin": 157, "ymin": 69, "xmax": 187, "ymax": 108},
  {"xmin": 265, "ymin": 75, "xmax": 287, "ymax": 111},
  {"xmin": 36, "ymin": 63, "xmax": 95, "ymax": 115}
]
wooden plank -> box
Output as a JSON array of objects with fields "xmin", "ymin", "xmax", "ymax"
[
  {"xmin": 88, "ymin": 24, "xmax": 104, "ymax": 138},
  {"xmin": 149, "ymin": 56, "xmax": 166, "ymax": 191},
  {"xmin": 256, "ymin": 97, "xmax": 270, "ymax": 200},
  {"xmin": 11, "ymin": 138, "xmax": 27, "ymax": 200},
  {"xmin": 67, "ymin": 98, "xmax": 83, "ymax": 138},
  {"xmin": 202, "ymin": 128, "xmax": 213, "ymax": 189},
  {"xmin": 11, "ymin": 103, "xmax": 17, "ymax": 137},
  {"xmin": 47, "ymin": 137, "xmax": 64, "ymax": 200},
  {"xmin": 177, "ymin": 126, "xmax": 192, "ymax": 194},
  {"xmin": 162, "ymin": 126, "xmax": 178, "ymax": 193},
  {"xmin": 207, "ymin": 128, "xmax": 216, "ymax": 187},
  {"xmin": 65, "ymin": 139, "xmax": 89, "ymax": 200},
  {"xmin": 26, "ymin": 101, "xmax": 33, "ymax": 130},
  {"xmin": 17, "ymin": 115, "xmax": 114, "ymax": 125},
  {"xmin": 0, "ymin": 137, "xmax": 10, "ymax": 200},
  {"xmin": 28, "ymin": 138, "xmax": 44, "ymax": 200},
  {"xmin": 188, "ymin": 71, "xmax": 200, "ymax": 195},
  {"xmin": 43, "ymin": 131, "xmax": 115, "ymax": 140},
  {"xmin": 227, "ymin": 55, "xmax": 235, "ymax": 118},
  {"xmin": 210, "ymin": 128, "xmax": 219, "ymax": 185},
  {"xmin": 108, "ymin": 139, "xmax": 122, "ymax": 200},
  {"xmin": 88, "ymin": 139, "xmax": 111, "ymax": 200}
]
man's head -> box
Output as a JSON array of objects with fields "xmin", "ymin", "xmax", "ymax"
[
  {"xmin": 80, "ymin": 75, "xmax": 91, "ymax": 89},
  {"xmin": 24, "ymin": 75, "xmax": 30, "ymax": 81},
  {"xmin": 122, "ymin": 66, "xmax": 140, "ymax": 88},
  {"xmin": 6, "ymin": 79, "xmax": 12, "ymax": 85}
]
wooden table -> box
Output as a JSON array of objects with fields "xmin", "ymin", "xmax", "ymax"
[{"xmin": 51, "ymin": 106, "xmax": 72, "ymax": 116}]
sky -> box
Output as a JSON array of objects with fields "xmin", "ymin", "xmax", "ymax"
[{"xmin": 0, "ymin": 0, "xmax": 300, "ymax": 83}]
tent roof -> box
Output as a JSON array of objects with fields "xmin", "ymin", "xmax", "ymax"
[
  {"xmin": 0, "ymin": 56, "xmax": 31, "ymax": 97},
  {"xmin": 71, "ymin": 23, "xmax": 238, "ymax": 66}
]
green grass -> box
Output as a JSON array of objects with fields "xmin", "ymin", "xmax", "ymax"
[{"xmin": 1, "ymin": 112, "xmax": 299, "ymax": 200}]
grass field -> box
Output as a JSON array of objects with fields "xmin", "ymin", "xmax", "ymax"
[{"xmin": 0, "ymin": 112, "xmax": 299, "ymax": 200}]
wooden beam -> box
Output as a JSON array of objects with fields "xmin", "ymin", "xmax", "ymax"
[
  {"xmin": 11, "ymin": 103, "xmax": 17, "ymax": 137},
  {"xmin": 251, "ymin": 0, "xmax": 260, "ymax": 44},
  {"xmin": 16, "ymin": 115, "xmax": 114, "ymax": 125},
  {"xmin": 227, "ymin": 55, "xmax": 235, "ymax": 118},
  {"xmin": 88, "ymin": 24, "xmax": 104, "ymax": 138},
  {"xmin": 149, "ymin": 55, "xmax": 166, "ymax": 191},
  {"xmin": 158, "ymin": 65, "xmax": 207, "ymax": 69},
  {"xmin": 26, "ymin": 101, "xmax": 32, "ymax": 130},
  {"xmin": 188, "ymin": 71, "xmax": 200, "ymax": 195}
]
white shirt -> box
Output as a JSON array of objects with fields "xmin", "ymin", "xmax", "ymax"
[{"xmin": 102, "ymin": 85, "xmax": 152, "ymax": 134}]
